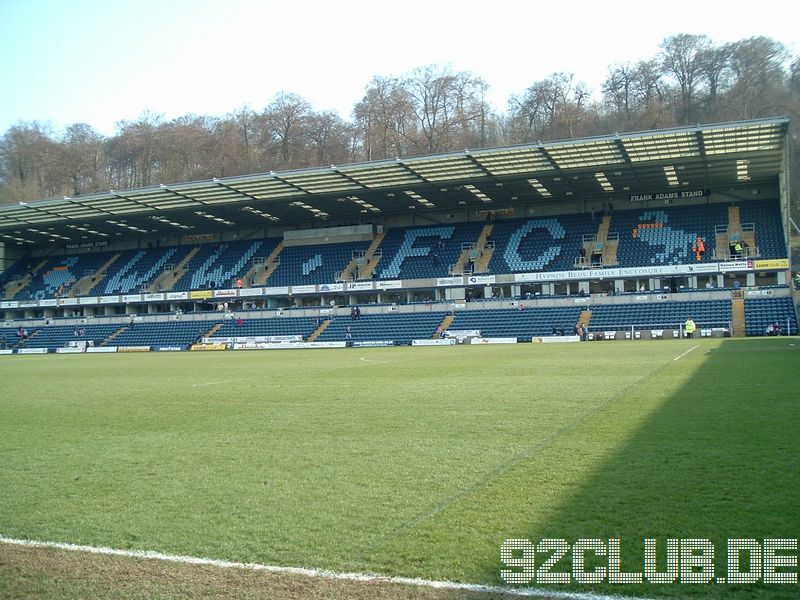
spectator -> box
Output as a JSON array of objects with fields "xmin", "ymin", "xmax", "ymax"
[{"xmin": 693, "ymin": 236, "xmax": 705, "ymax": 261}]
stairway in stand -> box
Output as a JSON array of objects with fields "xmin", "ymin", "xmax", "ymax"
[
  {"xmin": 433, "ymin": 314, "xmax": 455, "ymax": 338},
  {"xmin": 731, "ymin": 292, "xmax": 746, "ymax": 337},
  {"xmin": 307, "ymin": 318, "xmax": 331, "ymax": 342}
]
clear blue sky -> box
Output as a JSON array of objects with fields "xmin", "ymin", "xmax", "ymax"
[{"xmin": 1, "ymin": 0, "xmax": 797, "ymax": 137}]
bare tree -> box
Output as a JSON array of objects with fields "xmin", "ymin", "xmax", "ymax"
[
  {"xmin": 508, "ymin": 73, "xmax": 588, "ymax": 142},
  {"xmin": 263, "ymin": 92, "xmax": 311, "ymax": 167},
  {"xmin": 660, "ymin": 34, "xmax": 710, "ymax": 124},
  {"xmin": 106, "ymin": 112, "xmax": 163, "ymax": 188},
  {"xmin": 400, "ymin": 66, "xmax": 491, "ymax": 154},
  {"xmin": 0, "ymin": 122, "xmax": 62, "ymax": 201},
  {"xmin": 353, "ymin": 75, "xmax": 415, "ymax": 160},
  {"xmin": 305, "ymin": 111, "xmax": 351, "ymax": 166},
  {"xmin": 60, "ymin": 123, "xmax": 106, "ymax": 196},
  {"xmin": 725, "ymin": 37, "xmax": 788, "ymax": 119}
]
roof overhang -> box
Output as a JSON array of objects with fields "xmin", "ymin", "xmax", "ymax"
[{"xmin": 0, "ymin": 117, "xmax": 788, "ymax": 246}]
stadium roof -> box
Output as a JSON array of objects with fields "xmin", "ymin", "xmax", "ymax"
[{"xmin": 0, "ymin": 117, "xmax": 789, "ymax": 246}]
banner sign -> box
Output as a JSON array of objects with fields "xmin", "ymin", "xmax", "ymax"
[
  {"xmin": 182, "ymin": 233, "xmax": 215, "ymax": 243},
  {"xmin": 753, "ymin": 258, "xmax": 789, "ymax": 270},
  {"xmin": 264, "ymin": 286, "xmax": 290, "ymax": 296},
  {"xmin": 445, "ymin": 330, "xmax": 481, "ymax": 339},
  {"xmin": 239, "ymin": 288, "xmax": 264, "ymax": 297},
  {"xmin": 155, "ymin": 346, "xmax": 184, "ymax": 352},
  {"xmin": 469, "ymin": 337, "xmax": 518, "ymax": 344},
  {"xmin": 0, "ymin": 349, "xmax": 14, "ymax": 355},
  {"xmin": 166, "ymin": 291, "xmax": 188, "ymax": 300},
  {"xmin": 346, "ymin": 281, "xmax": 374, "ymax": 291},
  {"xmin": 0, "ymin": 301, "xmax": 19, "ymax": 309},
  {"xmin": 205, "ymin": 335, "xmax": 303, "ymax": 344},
  {"xmin": 319, "ymin": 283, "xmax": 344, "ymax": 292},
  {"xmin": 190, "ymin": 343, "xmax": 227, "ymax": 351},
  {"xmin": 144, "ymin": 293, "xmax": 165, "ymax": 301},
  {"xmin": 436, "ymin": 276, "xmax": 463, "ymax": 286},
  {"xmin": 375, "ymin": 280, "xmax": 402, "ymax": 290},
  {"xmin": 80, "ymin": 296, "xmax": 100, "ymax": 305},
  {"xmin": 515, "ymin": 263, "xmax": 723, "ymax": 283},
  {"xmin": 352, "ymin": 340, "xmax": 394, "ymax": 347},
  {"xmin": 189, "ymin": 290, "xmax": 213, "ymax": 300},
  {"xmin": 117, "ymin": 346, "xmax": 151, "ymax": 352},
  {"xmin": 532, "ymin": 335, "xmax": 581, "ymax": 343},
  {"xmin": 233, "ymin": 341, "xmax": 345, "ymax": 350},
  {"xmin": 290, "ymin": 285, "xmax": 317, "ymax": 294},
  {"xmin": 629, "ymin": 189, "xmax": 706, "ymax": 202},
  {"xmin": 66, "ymin": 240, "xmax": 108, "ymax": 249},
  {"xmin": 122, "ymin": 294, "xmax": 142, "ymax": 303},
  {"xmin": 411, "ymin": 339, "xmax": 456, "ymax": 346},
  {"xmin": 213, "ymin": 289, "xmax": 237, "ymax": 298},
  {"xmin": 466, "ymin": 274, "xmax": 496, "ymax": 285},
  {"xmin": 17, "ymin": 348, "xmax": 49, "ymax": 354},
  {"xmin": 99, "ymin": 295, "xmax": 119, "ymax": 304},
  {"xmin": 87, "ymin": 346, "xmax": 118, "ymax": 353},
  {"xmin": 39, "ymin": 299, "xmax": 58, "ymax": 307},
  {"xmin": 719, "ymin": 260, "xmax": 752, "ymax": 272},
  {"xmin": 19, "ymin": 301, "xmax": 38, "ymax": 308},
  {"xmin": 56, "ymin": 347, "xmax": 85, "ymax": 353},
  {"xmin": 58, "ymin": 298, "xmax": 78, "ymax": 306}
]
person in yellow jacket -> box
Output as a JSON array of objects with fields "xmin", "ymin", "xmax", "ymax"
[{"xmin": 684, "ymin": 317, "xmax": 696, "ymax": 339}]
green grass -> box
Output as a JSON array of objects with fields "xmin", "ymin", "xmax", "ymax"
[{"xmin": 1, "ymin": 338, "xmax": 798, "ymax": 598}]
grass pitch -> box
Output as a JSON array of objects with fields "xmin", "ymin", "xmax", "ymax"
[{"xmin": 0, "ymin": 338, "xmax": 797, "ymax": 598}]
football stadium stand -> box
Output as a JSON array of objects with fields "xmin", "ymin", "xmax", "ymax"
[
  {"xmin": 744, "ymin": 297, "xmax": 798, "ymax": 336},
  {"xmin": 588, "ymin": 299, "xmax": 733, "ymax": 331},
  {"xmin": 375, "ymin": 222, "xmax": 485, "ymax": 279},
  {"xmin": 488, "ymin": 214, "xmax": 598, "ymax": 273},
  {"xmin": 316, "ymin": 312, "xmax": 449, "ymax": 344},
  {"xmin": 0, "ymin": 119, "xmax": 796, "ymax": 351},
  {"xmin": 214, "ymin": 316, "xmax": 318, "ymax": 339},
  {"xmin": 448, "ymin": 306, "xmax": 583, "ymax": 340},
  {"xmin": 267, "ymin": 240, "xmax": 372, "ymax": 286}
]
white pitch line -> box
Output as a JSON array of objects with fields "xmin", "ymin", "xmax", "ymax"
[
  {"xmin": 0, "ymin": 535, "xmax": 652, "ymax": 600},
  {"xmin": 359, "ymin": 356, "xmax": 387, "ymax": 364},
  {"xmin": 673, "ymin": 344, "xmax": 700, "ymax": 361},
  {"xmin": 191, "ymin": 380, "xmax": 231, "ymax": 387}
]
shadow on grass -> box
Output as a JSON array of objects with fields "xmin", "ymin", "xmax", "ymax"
[
  {"xmin": 368, "ymin": 338, "xmax": 799, "ymax": 599},
  {"xmin": 510, "ymin": 337, "xmax": 799, "ymax": 599}
]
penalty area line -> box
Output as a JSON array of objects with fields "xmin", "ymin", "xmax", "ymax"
[
  {"xmin": 673, "ymin": 344, "xmax": 700, "ymax": 361},
  {"xmin": 0, "ymin": 535, "xmax": 653, "ymax": 600}
]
